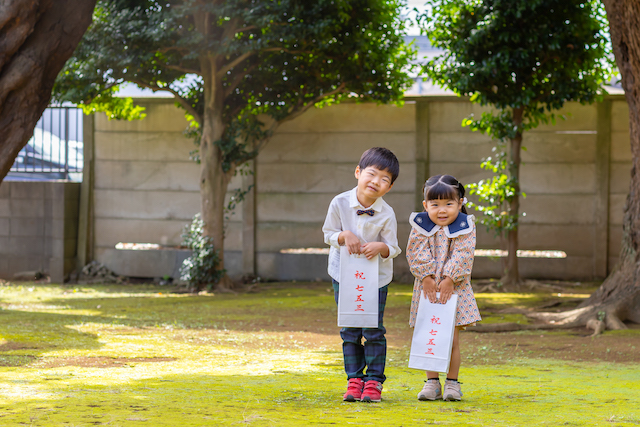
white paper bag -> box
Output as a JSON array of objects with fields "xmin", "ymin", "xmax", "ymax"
[
  {"xmin": 408, "ymin": 293, "xmax": 458, "ymax": 373},
  {"xmin": 337, "ymin": 246, "xmax": 379, "ymax": 328}
]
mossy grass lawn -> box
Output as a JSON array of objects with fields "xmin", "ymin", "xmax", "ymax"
[{"xmin": 1, "ymin": 281, "xmax": 639, "ymax": 426}]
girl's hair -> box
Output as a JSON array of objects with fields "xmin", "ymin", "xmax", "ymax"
[{"xmin": 423, "ymin": 174, "xmax": 468, "ymax": 214}]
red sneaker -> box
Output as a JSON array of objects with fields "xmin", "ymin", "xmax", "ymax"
[
  {"xmin": 361, "ymin": 380, "xmax": 383, "ymax": 402},
  {"xmin": 343, "ymin": 378, "xmax": 364, "ymax": 402}
]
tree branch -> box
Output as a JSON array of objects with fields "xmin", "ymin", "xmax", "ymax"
[
  {"xmin": 217, "ymin": 50, "xmax": 255, "ymax": 79},
  {"xmin": 130, "ymin": 79, "xmax": 203, "ymax": 125},
  {"xmin": 224, "ymin": 62, "xmax": 259, "ymax": 98}
]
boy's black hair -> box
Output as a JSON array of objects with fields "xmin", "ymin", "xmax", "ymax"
[
  {"xmin": 358, "ymin": 147, "xmax": 400, "ymax": 184},
  {"xmin": 423, "ymin": 174, "xmax": 468, "ymax": 214}
]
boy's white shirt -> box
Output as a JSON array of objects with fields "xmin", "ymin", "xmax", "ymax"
[{"xmin": 322, "ymin": 187, "xmax": 401, "ymax": 288}]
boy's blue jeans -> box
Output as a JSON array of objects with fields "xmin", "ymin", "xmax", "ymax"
[{"xmin": 333, "ymin": 279, "xmax": 388, "ymax": 384}]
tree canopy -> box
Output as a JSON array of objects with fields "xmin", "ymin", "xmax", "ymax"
[
  {"xmin": 420, "ymin": 0, "xmax": 610, "ymax": 286},
  {"xmin": 55, "ymin": 0, "xmax": 415, "ymax": 288}
]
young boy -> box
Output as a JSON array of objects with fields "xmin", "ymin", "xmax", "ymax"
[{"xmin": 322, "ymin": 147, "xmax": 401, "ymax": 403}]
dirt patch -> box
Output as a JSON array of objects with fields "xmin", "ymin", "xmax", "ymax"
[{"xmin": 30, "ymin": 356, "xmax": 178, "ymax": 369}]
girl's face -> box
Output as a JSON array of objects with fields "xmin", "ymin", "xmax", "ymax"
[{"xmin": 423, "ymin": 197, "xmax": 462, "ymax": 226}]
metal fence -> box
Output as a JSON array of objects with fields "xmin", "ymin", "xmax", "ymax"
[{"xmin": 9, "ymin": 106, "xmax": 83, "ymax": 181}]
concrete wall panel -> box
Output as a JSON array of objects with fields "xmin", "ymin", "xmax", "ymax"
[
  {"xmin": 520, "ymin": 164, "xmax": 596, "ymax": 194},
  {"xmin": 94, "ymin": 189, "xmax": 199, "ymax": 221},
  {"xmin": 94, "ymin": 132, "xmax": 194, "ymax": 161},
  {"xmin": 95, "ymin": 161, "xmax": 200, "ymax": 191},
  {"xmin": 261, "ymin": 132, "xmax": 416, "ymax": 163},
  {"xmin": 277, "ymin": 102, "xmax": 416, "ymax": 133},
  {"xmin": 609, "ymin": 194, "xmax": 626, "ymax": 226},
  {"xmin": 610, "ymin": 163, "xmax": 632, "ymax": 194},
  {"xmin": 95, "ymin": 102, "xmax": 190, "ymax": 133},
  {"xmin": 611, "ymin": 101, "xmax": 630, "ymax": 132}
]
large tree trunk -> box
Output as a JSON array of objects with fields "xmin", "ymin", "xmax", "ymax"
[
  {"xmin": 474, "ymin": 2, "xmax": 640, "ymax": 333},
  {"xmin": 502, "ymin": 107, "xmax": 524, "ymax": 287},
  {"xmin": 579, "ymin": 0, "xmax": 640, "ymax": 326},
  {"xmin": 0, "ymin": 0, "xmax": 96, "ymax": 182},
  {"xmin": 200, "ymin": 52, "xmax": 235, "ymax": 291}
]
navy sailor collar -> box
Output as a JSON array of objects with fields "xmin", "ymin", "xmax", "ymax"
[{"xmin": 409, "ymin": 212, "xmax": 474, "ymax": 238}]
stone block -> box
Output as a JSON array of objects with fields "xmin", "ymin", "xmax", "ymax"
[
  {"xmin": 7, "ymin": 254, "xmax": 46, "ymax": 273},
  {"xmin": 472, "ymin": 256, "xmax": 595, "ymax": 280},
  {"xmin": 256, "ymin": 252, "xmax": 278, "ymax": 279},
  {"xmin": 610, "ymin": 163, "xmax": 631, "ymax": 194},
  {"xmin": 49, "ymin": 257, "xmax": 65, "ymax": 284},
  {"xmin": 260, "ymin": 132, "xmax": 416, "ymax": 163},
  {"xmin": 10, "ymin": 218, "xmax": 45, "ymax": 237},
  {"xmin": 64, "ymin": 238, "xmax": 77, "ymax": 258},
  {"xmin": 10, "ymin": 236, "xmax": 45, "ymax": 256},
  {"xmin": 0, "ymin": 218, "xmax": 9, "ymax": 236},
  {"xmin": 275, "ymin": 253, "xmax": 331, "ymax": 281},
  {"xmin": 93, "ymin": 189, "xmax": 199, "ymax": 221},
  {"xmin": 94, "ymin": 131, "xmax": 194, "ymax": 161},
  {"xmin": 95, "ymin": 101, "xmax": 190, "ymax": 132},
  {"xmin": 609, "ymin": 225, "xmax": 622, "ymax": 257},
  {"xmin": 277, "ymin": 102, "xmax": 415, "ymax": 133},
  {"xmin": 94, "ymin": 160, "xmax": 200, "ymax": 192},
  {"xmin": 10, "ymin": 181, "xmax": 45, "ymax": 199},
  {"xmin": 0, "ymin": 183, "xmax": 10, "ymax": 199},
  {"xmin": 100, "ymin": 247, "xmax": 192, "ymax": 278},
  {"xmin": 520, "ymin": 164, "xmax": 596, "ymax": 194},
  {"xmin": 0, "ymin": 257, "xmax": 9, "ymax": 279},
  {"xmin": 611, "ymin": 100, "xmax": 629, "ymax": 132},
  {"xmin": 10, "ymin": 199, "xmax": 45, "ymax": 218},
  {"xmin": 0, "ymin": 200, "xmax": 10, "ymax": 217},
  {"xmin": 609, "ymin": 194, "xmax": 626, "ymax": 226},
  {"xmin": 611, "ymin": 132, "xmax": 632, "ymax": 162},
  {"xmin": 256, "ymin": 222, "xmax": 325, "ymax": 252},
  {"xmin": 94, "ymin": 218, "xmax": 188, "ymax": 248},
  {"xmin": 0, "ymin": 236, "xmax": 10, "ymax": 254}
]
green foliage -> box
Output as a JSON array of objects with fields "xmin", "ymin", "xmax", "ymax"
[
  {"xmin": 420, "ymin": 0, "xmax": 611, "ymax": 237},
  {"xmin": 53, "ymin": 0, "xmax": 416, "ymax": 170},
  {"xmin": 179, "ymin": 214, "xmax": 225, "ymax": 291}
]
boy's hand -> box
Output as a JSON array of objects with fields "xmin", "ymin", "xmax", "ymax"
[
  {"xmin": 361, "ymin": 242, "xmax": 389, "ymax": 260},
  {"xmin": 339, "ymin": 231, "xmax": 362, "ymax": 254},
  {"xmin": 438, "ymin": 276, "xmax": 454, "ymax": 303},
  {"xmin": 422, "ymin": 276, "xmax": 437, "ymax": 303}
]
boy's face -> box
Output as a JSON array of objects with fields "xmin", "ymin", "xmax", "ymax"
[{"xmin": 354, "ymin": 165, "xmax": 394, "ymax": 207}]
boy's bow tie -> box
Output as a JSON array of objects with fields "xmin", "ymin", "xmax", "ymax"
[{"xmin": 357, "ymin": 209, "xmax": 375, "ymax": 216}]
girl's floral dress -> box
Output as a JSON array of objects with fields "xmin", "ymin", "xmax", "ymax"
[{"xmin": 406, "ymin": 212, "xmax": 482, "ymax": 327}]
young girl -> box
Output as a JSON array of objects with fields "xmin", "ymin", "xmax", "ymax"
[{"xmin": 406, "ymin": 174, "xmax": 482, "ymax": 401}]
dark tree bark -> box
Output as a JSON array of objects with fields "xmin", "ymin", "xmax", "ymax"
[{"xmin": 0, "ymin": 0, "xmax": 96, "ymax": 181}]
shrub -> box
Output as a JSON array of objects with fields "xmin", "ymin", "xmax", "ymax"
[{"xmin": 179, "ymin": 214, "xmax": 225, "ymax": 291}]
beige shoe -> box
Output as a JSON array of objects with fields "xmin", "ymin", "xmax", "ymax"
[
  {"xmin": 443, "ymin": 379, "xmax": 463, "ymax": 401},
  {"xmin": 417, "ymin": 379, "xmax": 442, "ymax": 401}
]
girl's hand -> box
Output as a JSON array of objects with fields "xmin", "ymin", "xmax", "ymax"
[
  {"xmin": 339, "ymin": 231, "xmax": 362, "ymax": 254},
  {"xmin": 361, "ymin": 242, "xmax": 389, "ymax": 260},
  {"xmin": 422, "ymin": 276, "xmax": 437, "ymax": 303},
  {"xmin": 439, "ymin": 276, "xmax": 454, "ymax": 303}
]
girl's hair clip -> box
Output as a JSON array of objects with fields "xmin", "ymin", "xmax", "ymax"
[{"xmin": 462, "ymin": 197, "xmax": 468, "ymax": 205}]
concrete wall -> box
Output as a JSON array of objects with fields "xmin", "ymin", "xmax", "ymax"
[
  {"xmin": 0, "ymin": 181, "xmax": 80, "ymax": 281},
  {"xmin": 89, "ymin": 95, "xmax": 631, "ymax": 282}
]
